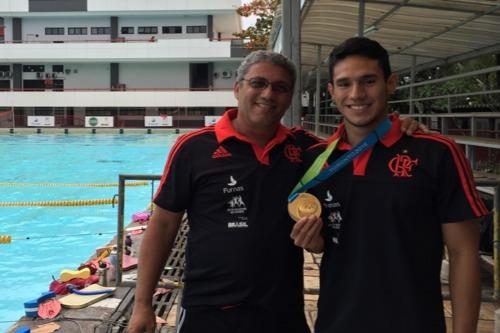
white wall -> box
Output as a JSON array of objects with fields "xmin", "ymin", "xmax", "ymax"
[
  {"xmin": 0, "ymin": 39, "xmax": 232, "ymax": 62},
  {"xmin": 3, "ymin": 17, "xmax": 13, "ymax": 41},
  {"xmin": 0, "ymin": 0, "xmax": 242, "ymax": 16},
  {"xmin": 3, "ymin": 61, "xmax": 240, "ymax": 90},
  {"xmin": 121, "ymin": 61, "xmax": 241, "ymax": 90},
  {"xmin": 117, "ymin": 16, "xmax": 208, "ymax": 40},
  {"xmin": 88, "ymin": 0, "xmax": 240, "ymax": 12},
  {"xmin": 1, "ymin": 15, "xmax": 239, "ymax": 42},
  {"xmin": 213, "ymin": 62, "xmax": 239, "ymax": 89},
  {"xmin": 120, "ymin": 63, "xmax": 189, "ymax": 89},
  {"xmin": 19, "ymin": 63, "xmax": 109, "ymax": 89},
  {"xmin": 63, "ymin": 63, "xmax": 110, "ymax": 89},
  {"xmin": 22, "ymin": 17, "xmax": 111, "ymax": 42},
  {"xmin": 11, "ymin": 61, "xmax": 241, "ymax": 90},
  {"xmin": 0, "ymin": 0, "xmax": 28, "ymax": 13},
  {"xmin": 213, "ymin": 14, "xmax": 240, "ymax": 39},
  {"xmin": 0, "ymin": 90, "xmax": 237, "ymax": 107}
]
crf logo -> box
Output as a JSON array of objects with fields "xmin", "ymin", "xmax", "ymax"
[
  {"xmin": 284, "ymin": 144, "xmax": 302, "ymax": 163},
  {"xmin": 388, "ymin": 154, "xmax": 418, "ymax": 177}
]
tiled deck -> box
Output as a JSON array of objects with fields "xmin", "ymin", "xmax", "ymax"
[{"xmin": 302, "ymin": 251, "xmax": 496, "ymax": 333}]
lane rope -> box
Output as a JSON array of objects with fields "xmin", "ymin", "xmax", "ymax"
[
  {"xmin": 0, "ymin": 197, "xmax": 118, "ymax": 207},
  {"xmin": 0, "ymin": 181, "xmax": 148, "ymax": 188},
  {"xmin": 1, "ymin": 231, "xmax": 117, "ymax": 245},
  {"xmin": 0, "ymin": 235, "xmax": 12, "ymax": 244}
]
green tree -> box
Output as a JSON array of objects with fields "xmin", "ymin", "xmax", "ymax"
[
  {"xmin": 233, "ymin": 0, "xmax": 280, "ymax": 50},
  {"xmin": 394, "ymin": 54, "xmax": 500, "ymax": 113},
  {"xmin": 416, "ymin": 55, "xmax": 498, "ymax": 112}
]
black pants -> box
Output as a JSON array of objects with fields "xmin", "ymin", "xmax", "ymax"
[{"xmin": 177, "ymin": 305, "xmax": 310, "ymax": 333}]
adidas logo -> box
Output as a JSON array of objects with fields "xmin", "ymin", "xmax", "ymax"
[{"xmin": 212, "ymin": 146, "xmax": 232, "ymax": 159}]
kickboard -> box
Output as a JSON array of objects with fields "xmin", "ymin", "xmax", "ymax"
[{"xmin": 59, "ymin": 284, "xmax": 115, "ymax": 309}]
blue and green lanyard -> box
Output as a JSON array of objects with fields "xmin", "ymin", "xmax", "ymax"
[{"xmin": 288, "ymin": 118, "xmax": 392, "ymax": 202}]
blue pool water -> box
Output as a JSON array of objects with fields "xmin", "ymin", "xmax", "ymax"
[{"xmin": 0, "ymin": 133, "xmax": 177, "ymax": 330}]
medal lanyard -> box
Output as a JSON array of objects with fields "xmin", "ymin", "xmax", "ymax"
[{"xmin": 288, "ymin": 118, "xmax": 392, "ymax": 202}]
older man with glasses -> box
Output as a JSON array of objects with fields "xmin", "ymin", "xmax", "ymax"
[{"xmin": 128, "ymin": 50, "xmax": 421, "ymax": 333}]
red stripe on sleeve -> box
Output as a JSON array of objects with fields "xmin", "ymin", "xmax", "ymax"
[
  {"xmin": 413, "ymin": 133, "xmax": 488, "ymax": 216},
  {"xmin": 154, "ymin": 128, "xmax": 214, "ymax": 201}
]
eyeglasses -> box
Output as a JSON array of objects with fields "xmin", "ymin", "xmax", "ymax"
[{"xmin": 241, "ymin": 77, "xmax": 292, "ymax": 94}]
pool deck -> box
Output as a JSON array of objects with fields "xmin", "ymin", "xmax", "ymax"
[
  {"xmin": 0, "ymin": 127, "xmax": 193, "ymax": 135},
  {"xmin": 6, "ymin": 219, "xmax": 498, "ymax": 333}
]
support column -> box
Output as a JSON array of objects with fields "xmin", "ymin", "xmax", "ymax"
[
  {"xmin": 467, "ymin": 117, "xmax": 476, "ymax": 169},
  {"xmin": 281, "ymin": 0, "xmax": 301, "ymax": 127},
  {"xmin": 409, "ymin": 55, "xmax": 416, "ymax": 114},
  {"xmin": 207, "ymin": 15, "xmax": 213, "ymax": 40},
  {"xmin": 441, "ymin": 117, "xmax": 448, "ymax": 135},
  {"xmin": 110, "ymin": 16, "xmax": 118, "ymax": 41},
  {"xmin": 13, "ymin": 17, "xmax": 22, "ymax": 43},
  {"xmin": 110, "ymin": 63, "xmax": 119, "ymax": 89},
  {"xmin": 494, "ymin": 186, "xmax": 500, "ymax": 302},
  {"xmin": 358, "ymin": 0, "xmax": 365, "ymax": 37},
  {"xmin": 496, "ymin": 54, "xmax": 500, "ymax": 90},
  {"xmin": 12, "ymin": 63, "xmax": 22, "ymax": 90},
  {"xmin": 315, "ymin": 45, "xmax": 321, "ymax": 136},
  {"xmin": 0, "ymin": 18, "xmax": 4, "ymax": 43},
  {"xmin": 495, "ymin": 308, "xmax": 500, "ymax": 333},
  {"xmin": 207, "ymin": 62, "xmax": 214, "ymax": 89}
]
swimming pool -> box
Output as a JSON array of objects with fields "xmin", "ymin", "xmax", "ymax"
[{"xmin": 0, "ymin": 133, "xmax": 177, "ymax": 330}]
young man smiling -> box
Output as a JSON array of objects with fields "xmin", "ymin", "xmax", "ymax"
[{"xmin": 292, "ymin": 37, "xmax": 488, "ymax": 333}]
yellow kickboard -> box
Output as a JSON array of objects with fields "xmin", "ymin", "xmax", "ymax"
[
  {"xmin": 59, "ymin": 267, "xmax": 91, "ymax": 283},
  {"xmin": 59, "ymin": 284, "xmax": 115, "ymax": 309}
]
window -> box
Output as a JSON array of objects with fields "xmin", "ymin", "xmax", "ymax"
[
  {"xmin": 45, "ymin": 27, "xmax": 65, "ymax": 35},
  {"xmin": 91, "ymin": 27, "xmax": 110, "ymax": 35},
  {"xmin": 119, "ymin": 107, "xmax": 145, "ymax": 116},
  {"xmin": 52, "ymin": 65, "xmax": 64, "ymax": 73},
  {"xmin": 138, "ymin": 26, "xmax": 158, "ymax": 34},
  {"xmin": 121, "ymin": 27, "xmax": 134, "ymax": 34},
  {"xmin": 23, "ymin": 65, "xmax": 45, "ymax": 73},
  {"xmin": 34, "ymin": 107, "xmax": 53, "ymax": 116},
  {"xmin": 186, "ymin": 25, "xmax": 207, "ymax": 34},
  {"xmin": 185, "ymin": 107, "xmax": 214, "ymax": 116},
  {"xmin": 68, "ymin": 27, "xmax": 87, "ymax": 35},
  {"xmin": 86, "ymin": 107, "xmax": 115, "ymax": 116},
  {"xmin": 162, "ymin": 26, "xmax": 182, "ymax": 34}
]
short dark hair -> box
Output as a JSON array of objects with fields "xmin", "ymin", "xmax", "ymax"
[{"xmin": 328, "ymin": 37, "xmax": 392, "ymax": 82}]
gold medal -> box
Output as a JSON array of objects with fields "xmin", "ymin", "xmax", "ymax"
[{"xmin": 288, "ymin": 192, "xmax": 322, "ymax": 222}]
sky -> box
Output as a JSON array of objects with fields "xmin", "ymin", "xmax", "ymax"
[{"xmin": 240, "ymin": 0, "xmax": 257, "ymax": 28}]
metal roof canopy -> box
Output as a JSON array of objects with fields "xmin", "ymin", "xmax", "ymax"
[{"xmin": 300, "ymin": 0, "xmax": 500, "ymax": 78}]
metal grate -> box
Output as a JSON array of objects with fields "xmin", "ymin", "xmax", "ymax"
[
  {"xmin": 108, "ymin": 218, "xmax": 188, "ymax": 333},
  {"xmin": 152, "ymin": 219, "xmax": 188, "ymax": 322}
]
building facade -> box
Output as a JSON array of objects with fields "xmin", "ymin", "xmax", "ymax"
[{"xmin": 0, "ymin": 0, "xmax": 244, "ymax": 128}]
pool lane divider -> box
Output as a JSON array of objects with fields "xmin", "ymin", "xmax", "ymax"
[
  {"xmin": 0, "ymin": 197, "xmax": 118, "ymax": 207},
  {"xmin": 0, "ymin": 235, "xmax": 12, "ymax": 243},
  {"xmin": 0, "ymin": 231, "xmax": 117, "ymax": 245},
  {"xmin": 0, "ymin": 181, "xmax": 149, "ymax": 187}
]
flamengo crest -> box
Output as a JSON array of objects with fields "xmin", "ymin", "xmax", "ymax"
[{"xmin": 388, "ymin": 153, "xmax": 418, "ymax": 177}]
